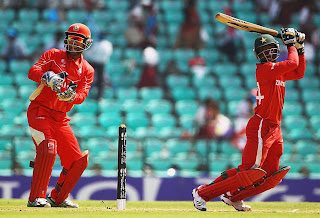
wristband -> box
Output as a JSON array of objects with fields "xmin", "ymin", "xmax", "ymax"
[{"xmin": 297, "ymin": 47, "xmax": 304, "ymax": 55}]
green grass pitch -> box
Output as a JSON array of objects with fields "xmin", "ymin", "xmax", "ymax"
[{"xmin": 0, "ymin": 199, "xmax": 319, "ymax": 217}]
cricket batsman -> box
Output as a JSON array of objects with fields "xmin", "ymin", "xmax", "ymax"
[
  {"xmin": 192, "ymin": 28, "xmax": 306, "ymax": 211},
  {"xmin": 27, "ymin": 23, "xmax": 94, "ymax": 208}
]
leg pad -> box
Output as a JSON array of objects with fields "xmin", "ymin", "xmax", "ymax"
[
  {"xmin": 54, "ymin": 150, "xmax": 89, "ymax": 205},
  {"xmin": 29, "ymin": 139, "xmax": 57, "ymax": 201},
  {"xmin": 198, "ymin": 168, "xmax": 266, "ymax": 201},
  {"xmin": 231, "ymin": 166, "xmax": 290, "ymax": 202}
]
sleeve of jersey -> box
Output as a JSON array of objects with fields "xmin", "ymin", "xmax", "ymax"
[
  {"xmin": 72, "ymin": 67, "xmax": 94, "ymax": 104},
  {"xmin": 283, "ymin": 54, "xmax": 306, "ymax": 81},
  {"xmin": 28, "ymin": 49, "xmax": 54, "ymax": 83},
  {"xmin": 259, "ymin": 46, "xmax": 299, "ymax": 82}
]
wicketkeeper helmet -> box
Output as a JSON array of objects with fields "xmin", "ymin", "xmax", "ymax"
[{"xmin": 64, "ymin": 23, "xmax": 93, "ymax": 52}]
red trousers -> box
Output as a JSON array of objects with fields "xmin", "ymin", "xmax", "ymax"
[
  {"xmin": 27, "ymin": 101, "xmax": 82, "ymax": 169},
  {"xmin": 239, "ymin": 114, "xmax": 283, "ymax": 176},
  {"xmin": 200, "ymin": 114, "xmax": 284, "ymax": 201}
]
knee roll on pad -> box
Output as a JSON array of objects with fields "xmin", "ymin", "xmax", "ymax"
[
  {"xmin": 29, "ymin": 139, "xmax": 57, "ymax": 201},
  {"xmin": 54, "ymin": 150, "xmax": 89, "ymax": 205},
  {"xmin": 230, "ymin": 166, "xmax": 290, "ymax": 202}
]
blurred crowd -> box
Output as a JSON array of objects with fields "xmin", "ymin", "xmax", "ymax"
[{"xmin": 0, "ymin": 0, "xmax": 319, "ymax": 177}]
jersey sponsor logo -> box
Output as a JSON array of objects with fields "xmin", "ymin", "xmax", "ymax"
[
  {"xmin": 48, "ymin": 142, "xmax": 55, "ymax": 150},
  {"xmin": 35, "ymin": 116, "xmax": 45, "ymax": 119},
  {"xmin": 276, "ymin": 80, "xmax": 285, "ymax": 87},
  {"xmin": 77, "ymin": 68, "xmax": 82, "ymax": 76},
  {"xmin": 61, "ymin": 59, "xmax": 66, "ymax": 67}
]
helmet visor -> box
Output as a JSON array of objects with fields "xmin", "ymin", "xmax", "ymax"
[
  {"xmin": 256, "ymin": 43, "xmax": 280, "ymax": 63},
  {"xmin": 257, "ymin": 47, "xmax": 280, "ymax": 63},
  {"xmin": 64, "ymin": 34, "xmax": 92, "ymax": 52},
  {"xmin": 68, "ymin": 35, "xmax": 84, "ymax": 43}
]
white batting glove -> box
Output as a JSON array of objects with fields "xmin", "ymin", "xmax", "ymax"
[
  {"xmin": 294, "ymin": 30, "xmax": 305, "ymax": 55},
  {"xmin": 280, "ymin": 27, "xmax": 297, "ymax": 46},
  {"xmin": 41, "ymin": 71, "xmax": 68, "ymax": 93},
  {"xmin": 57, "ymin": 81, "xmax": 77, "ymax": 102}
]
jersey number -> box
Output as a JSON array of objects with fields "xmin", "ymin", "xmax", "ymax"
[{"xmin": 256, "ymin": 82, "xmax": 264, "ymax": 105}]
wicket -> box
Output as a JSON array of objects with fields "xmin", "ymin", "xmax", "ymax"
[{"xmin": 117, "ymin": 124, "xmax": 127, "ymax": 210}]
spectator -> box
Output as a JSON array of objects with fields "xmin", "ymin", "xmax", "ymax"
[
  {"xmin": 1, "ymin": 28, "xmax": 28, "ymax": 72},
  {"xmin": 137, "ymin": 46, "xmax": 159, "ymax": 88},
  {"xmin": 232, "ymin": 88, "xmax": 257, "ymax": 151},
  {"xmin": 42, "ymin": 7, "xmax": 62, "ymax": 22},
  {"xmin": 217, "ymin": 6, "xmax": 246, "ymax": 63},
  {"xmin": 45, "ymin": 31, "xmax": 65, "ymax": 51},
  {"xmin": 188, "ymin": 56, "xmax": 207, "ymax": 79},
  {"xmin": 125, "ymin": 0, "xmax": 158, "ymax": 48},
  {"xmin": 269, "ymin": 0, "xmax": 295, "ymax": 26},
  {"xmin": 298, "ymin": 165, "xmax": 310, "ymax": 178},
  {"xmin": 297, "ymin": 0, "xmax": 319, "ymax": 63},
  {"xmin": 90, "ymin": 163, "xmax": 103, "ymax": 176},
  {"xmin": 175, "ymin": 0, "xmax": 203, "ymax": 49},
  {"xmin": 163, "ymin": 59, "xmax": 181, "ymax": 75},
  {"xmin": 84, "ymin": 34, "xmax": 113, "ymax": 101},
  {"xmin": 256, "ymin": 0, "xmax": 273, "ymax": 13},
  {"xmin": 194, "ymin": 98, "xmax": 233, "ymax": 139}
]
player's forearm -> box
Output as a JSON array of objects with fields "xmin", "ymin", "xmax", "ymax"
[
  {"xmin": 72, "ymin": 92, "xmax": 88, "ymax": 104},
  {"xmin": 72, "ymin": 83, "xmax": 91, "ymax": 104},
  {"xmin": 285, "ymin": 46, "xmax": 299, "ymax": 69},
  {"xmin": 28, "ymin": 66, "xmax": 44, "ymax": 83},
  {"xmin": 283, "ymin": 54, "xmax": 306, "ymax": 81},
  {"xmin": 295, "ymin": 54, "xmax": 306, "ymax": 79}
]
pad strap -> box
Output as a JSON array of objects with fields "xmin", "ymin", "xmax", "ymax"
[
  {"xmin": 230, "ymin": 166, "xmax": 290, "ymax": 202},
  {"xmin": 54, "ymin": 150, "xmax": 89, "ymax": 205},
  {"xmin": 198, "ymin": 168, "xmax": 266, "ymax": 201},
  {"xmin": 29, "ymin": 139, "xmax": 57, "ymax": 202}
]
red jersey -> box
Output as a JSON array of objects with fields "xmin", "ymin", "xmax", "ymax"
[
  {"xmin": 254, "ymin": 46, "xmax": 305, "ymax": 124},
  {"xmin": 28, "ymin": 49, "xmax": 94, "ymax": 112}
]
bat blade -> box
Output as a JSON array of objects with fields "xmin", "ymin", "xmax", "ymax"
[{"xmin": 215, "ymin": 13, "xmax": 281, "ymax": 38}]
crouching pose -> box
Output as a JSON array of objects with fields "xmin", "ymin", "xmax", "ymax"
[
  {"xmin": 192, "ymin": 28, "xmax": 305, "ymax": 211},
  {"xmin": 27, "ymin": 23, "xmax": 94, "ymax": 207}
]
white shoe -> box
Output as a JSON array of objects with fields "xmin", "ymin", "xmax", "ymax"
[
  {"xmin": 192, "ymin": 187, "xmax": 207, "ymax": 211},
  {"xmin": 27, "ymin": 198, "xmax": 51, "ymax": 207},
  {"xmin": 47, "ymin": 195, "xmax": 79, "ymax": 208},
  {"xmin": 221, "ymin": 195, "xmax": 251, "ymax": 212}
]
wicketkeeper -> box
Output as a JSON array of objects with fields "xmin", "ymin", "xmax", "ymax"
[
  {"xmin": 192, "ymin": 28, "xmax": 306, "ymax": 211},
  {"xmin": 27, "ymin": 23, "xmax": 94, "ymax": 208}
]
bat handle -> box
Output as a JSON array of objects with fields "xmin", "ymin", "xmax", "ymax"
[{"xmin": 275, "ymin": 33, "xmax": 281, "ymax": 39}]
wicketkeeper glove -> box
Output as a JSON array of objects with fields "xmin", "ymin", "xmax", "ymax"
[
  {"xmin": 295, "ymin": 30, "xmax": 305, "ymax": 55},
  {"xmin": 57, "ymin": 81, "xmax": 77, "ymax": 102},
  {"xmin": 41, "ymin": 71, "xmax": 68, "ymax": 93},
  {"xmin": 280, "ymin": 27, "xmax": 297, "ymax": 47}
]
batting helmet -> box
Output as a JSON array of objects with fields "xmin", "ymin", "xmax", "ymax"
[{"xmin": 253, "ymin": 34, "xmax": 280, "ymax": 63}]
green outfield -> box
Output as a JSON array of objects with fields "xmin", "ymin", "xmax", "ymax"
[{"xmin": 0, "ymin": 200, "xmax": 319, "ymax": 218}]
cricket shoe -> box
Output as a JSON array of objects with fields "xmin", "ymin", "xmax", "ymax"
[
  {"xmin": 27, "ymin": 198, "xmax": 51, "ymax": 207},
  {"xmin": 192, "ymin": 187, "xmax": 207, "ymax": 211},
  {"xmin": 221, "ymin": 194, "xmax": 251, "ymax": 212},
  {"xmin": 47, "ymin": 195, "xmax": 79, "ymax": 208}
]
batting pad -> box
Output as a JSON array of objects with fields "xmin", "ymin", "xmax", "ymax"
[
  {"xmin": 230, "ymin": 166, "xmax": 290, "ymax": 202},
  {"xmin": 29, "ymin": 139, "xmax": 57, "ymax": 201},
  {"xmin": 54, "ymin": 150, "xmax": 89, "ymax": 205},
  {"xmin": 198, "ymin": 168, "xmax": 266, "ymax": 201}
]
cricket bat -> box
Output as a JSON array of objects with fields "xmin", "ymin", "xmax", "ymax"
[
  {"xmin": 215, "ymin": 12, "xmax": 281, "ymax": 38},
  {"xmin": 29, "ymin": 83, "xmax": 44, "ymax": 101}
]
